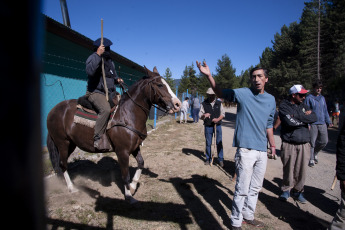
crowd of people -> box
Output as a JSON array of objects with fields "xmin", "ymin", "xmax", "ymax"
[{"xmin": 192, "ymin": 60, "xmax": 344, "ymax": 230}]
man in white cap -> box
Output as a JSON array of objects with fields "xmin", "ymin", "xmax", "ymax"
[
  {"xmin": 278, "ymin": 85, "xmax": 317, "ymax": 203},
  {"xmin": 199, "ymin": 88, "xmax": 225, "ymax": 167},
  {"xmin": 196, "ymin": 61, "xmax": 276, "ymax": 230}
]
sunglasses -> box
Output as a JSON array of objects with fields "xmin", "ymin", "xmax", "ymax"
[{"xmin": 297, "ymin": 93, "xmax": 306, "ymax": 97}]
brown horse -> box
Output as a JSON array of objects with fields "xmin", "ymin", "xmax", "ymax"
[{"xmin": 47, "ymin": 67, "xmax": 181, "ymax": 203}]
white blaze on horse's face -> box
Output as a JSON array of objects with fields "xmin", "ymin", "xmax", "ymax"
[{"xmin": 161, "ymin": 78, "xmax": 181, "ymax": 113}]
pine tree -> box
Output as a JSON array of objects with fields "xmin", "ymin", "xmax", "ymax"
[
  {"xmin": 162, "ymin": 68, "xmax": 176, "ymax": 92},
  {"xmin": 214, "ymin": 54, "xmax": 237, "ymax": 89}
]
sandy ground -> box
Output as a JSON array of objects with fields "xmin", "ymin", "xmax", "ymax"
[{"xmin": 44, "ymin": 106, "xmax": 342, "ymax": 230}]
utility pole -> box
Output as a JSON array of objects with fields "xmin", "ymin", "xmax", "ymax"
[
  {"xmin": 60, "ymin": 0, "xmax": 71, "ymax": 28},
  {"xmin": 317, "ymin": 0, "xmax": 321, "ymax": 80}
]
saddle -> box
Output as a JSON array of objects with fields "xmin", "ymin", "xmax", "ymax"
[
  {"xmin": 73, "ymin": 92, "xmax": 147, "ymax": 151},
  {"xmin": 74, "ymin": 92, "xmax": 120, "ymax": 129},
  {"xmin": 73, "ymin": 92, "xmax": 120, "ymax": 152}
]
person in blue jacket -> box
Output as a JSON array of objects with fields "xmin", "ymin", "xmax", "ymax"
[
  {"xmin": 304, "ymin": 81, "xmax": 333, "ymax": 167},
  {"xmin": 197, "ymin": 60, "xmax": 276, "ymax": 230}
]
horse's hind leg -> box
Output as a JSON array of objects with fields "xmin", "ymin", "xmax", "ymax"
[
  {"xmin": 130, "ymin": 147, "xmax": 144, "ymax": 193},
  {"xmin": 62, "ymin": 142, "xmax": 79, "ymax": 193}
]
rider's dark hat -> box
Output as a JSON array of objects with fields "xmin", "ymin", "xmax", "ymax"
[{"xmin": 93, "ymin": 37, "xmax": 113, "ymax": 47}]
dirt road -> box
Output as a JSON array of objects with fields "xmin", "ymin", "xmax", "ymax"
[{"xmin": 44, "ymin": 107, "xmax": 341, "ymax": 229}]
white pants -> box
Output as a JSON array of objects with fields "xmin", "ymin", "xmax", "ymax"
[
  {"xmin": 231, "ymin": 148, "xmax": 268, "ymax": 227},
  {"xmin": 180, "ymin": 109, "xmax": 187, "ymax": 122}
]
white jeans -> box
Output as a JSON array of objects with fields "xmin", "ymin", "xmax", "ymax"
[
  {"xmin": 231, "ymin": 148, "xmax": 268, "ymax": 227},
  {"xmin": 180, "ymin": 109, "xmax": 187, "ymax": 122}
]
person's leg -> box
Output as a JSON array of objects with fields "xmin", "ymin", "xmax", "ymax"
[
  {"xmin": 280, "ymin": 142, "xmax": 296, "ymax": 193},
  {"xmin": 88, "ymin": 93, "xmax": 111, "ymax": 139},
  {"xmin": 194, "ymin": 108, "xmax": 200, "ymax": 122},
  {"xmin": 204, "ymin": 126, "xmax": 213, "ymax": 163},
  {"xmin": 293, "ymin": 143, "xmax": 310, "ymax": 192},
  {"xmin": 329, "ymin": 191, "xmax": 345, "ymax": 230},
  {"xmin": 314, "ymin": 124, "xmax": 328, "ymax": 155},
  {"xmin": 231, "ymin": 148, "xmax": 257, "ymax": 227},
  {"xmin": 309, "ymin": 124, "xmax": 318, "ymax": 165},
  {"xmin": 242, "ymin": 150, "xmax": 268, "ymax": 221},
  {"xmin": 216, "ymin": 124, "xmax": 223, "ymax": 162}
]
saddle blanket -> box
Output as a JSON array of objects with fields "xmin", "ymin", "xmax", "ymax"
[{"xmin": 73, "ymin": 106, "xmax": 115, "ymax": 130}]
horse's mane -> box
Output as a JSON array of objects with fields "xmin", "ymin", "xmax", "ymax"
[{"xmin": 119, "ymin": 75, "xmax": 150, "ymax": 105}]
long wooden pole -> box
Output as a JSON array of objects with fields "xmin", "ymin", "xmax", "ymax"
[
  {"xmin": 331, "ymin": 174, "xmax": 337, "ymax": 190},
  {"xmin": 101, "ymin": 19, "xmax": 109, "ymax": 101},
  {"xmin": 210, "ymin": 124, "xmax": 216, "ymax": 166}
]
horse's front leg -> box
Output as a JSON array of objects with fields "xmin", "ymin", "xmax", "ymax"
[
  {"xmin": 130, "ymin": 147, "xmax": 144, "ymax": 193},
  {"xmin": 118, "ymin": 151, "xmax": 138, "ymax": 204}
]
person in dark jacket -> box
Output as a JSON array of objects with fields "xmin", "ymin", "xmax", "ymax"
[
  {"xmin": 199, "ymin": 88, "xmax": 225, "ymax": 167},
  {"xmin": 329, "ymin": 123, "xmax": 345, "ymax": 229},
  {"xmin": 86, "ymin": 37, "xmax": 123, "ymax": 150},
  {"xmin": 278, "ymin": 85, "xmax": 317, "ymax": 203}
]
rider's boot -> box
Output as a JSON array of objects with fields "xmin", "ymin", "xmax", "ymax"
[{"xmin": 94, "ymin": 133, "xmax": 111, "ymax": 152}]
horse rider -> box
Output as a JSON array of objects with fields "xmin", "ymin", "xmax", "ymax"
[{"xmin": 85, "ymin": 37, "xmax": 123, "ymax": 150}]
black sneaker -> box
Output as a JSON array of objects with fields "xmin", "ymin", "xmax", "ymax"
[
  {"xmin": 308, "ymin": 160, "xmax": 315, "ymax": 167},
  {"xmin": 204, "ymin": 160, "xmax": 210, "ymax": 165},
  {"xmin": 219, "ymin": 161, "xmax": 224, "ymax": 167}
]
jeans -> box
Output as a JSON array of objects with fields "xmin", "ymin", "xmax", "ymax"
[
  {"xmin": 204, "ymin": 125, "xmax": 223, "ymax": 162},
  {"xmin": 231, "ymin": 148, "xmax": 267, "ymax": 227},
  {"xmin": 310, "ymin": 124, "xmax": 328, "ymax": 160},
  {"xmin": 193, "ymin": 108, "xmax": 200, "ymax": 122}
]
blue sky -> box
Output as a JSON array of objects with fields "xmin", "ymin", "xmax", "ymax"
[{"xmin": 42, "ymin": 0, "xmax": 306, "ymax": 79}]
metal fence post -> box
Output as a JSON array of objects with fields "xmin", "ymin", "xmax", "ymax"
[
  {"xmin": 175, "ymin": 86, "xmax": 178, "ymax": 119},
  {"xmin": 154, "ymin": 106, "xmax": 157, "ymax": 129}
]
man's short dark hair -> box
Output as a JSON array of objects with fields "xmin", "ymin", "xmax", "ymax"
[
  {"xmin": 250, "ymin": 66, "xmax": 269, "ymax": 78},
  {"xmin": 312, "ymin": 81, "xmax": 323, "ymax": 88}
]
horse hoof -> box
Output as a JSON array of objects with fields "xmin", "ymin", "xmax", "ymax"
[
  {"xmin": 68, "ymin": 187, "xmax": 79, "ymax": 193},
  {"xmin": 126, "ymin": 196, "xmax": 138, "ymax": 204}
]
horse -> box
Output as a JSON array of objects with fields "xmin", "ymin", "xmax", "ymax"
[{"xmin": 46, "ymin": 67, "xmax": 181, "ymax": 203}]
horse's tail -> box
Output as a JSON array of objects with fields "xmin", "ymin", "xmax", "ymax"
[{"xmin": 47, "ymin": 133, "xmax": 63, "ymax": 175}]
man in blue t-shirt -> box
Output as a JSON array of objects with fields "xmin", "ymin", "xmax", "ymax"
[{"xmin": 196, "ymin": 60, "xmax": 276, "ymax": 230}]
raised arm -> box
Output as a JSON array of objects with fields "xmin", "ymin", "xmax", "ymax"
[{"xmin": 196, "ymin": 60, "xmax": 223, "ymax": 98}]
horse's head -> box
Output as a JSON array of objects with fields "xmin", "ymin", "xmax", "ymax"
[{"xmin": 144, "ymin": 66, "xmax": 181, "ymax": 113}]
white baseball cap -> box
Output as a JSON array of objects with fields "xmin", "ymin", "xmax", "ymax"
[{"xmin": 289, "ymin": 84, "xmax": 309, "ymax": 95}]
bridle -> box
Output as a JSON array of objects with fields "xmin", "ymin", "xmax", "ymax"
[{"xmin": 119, "ymin": 76, "xmax": 170, "ymax": 114}]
